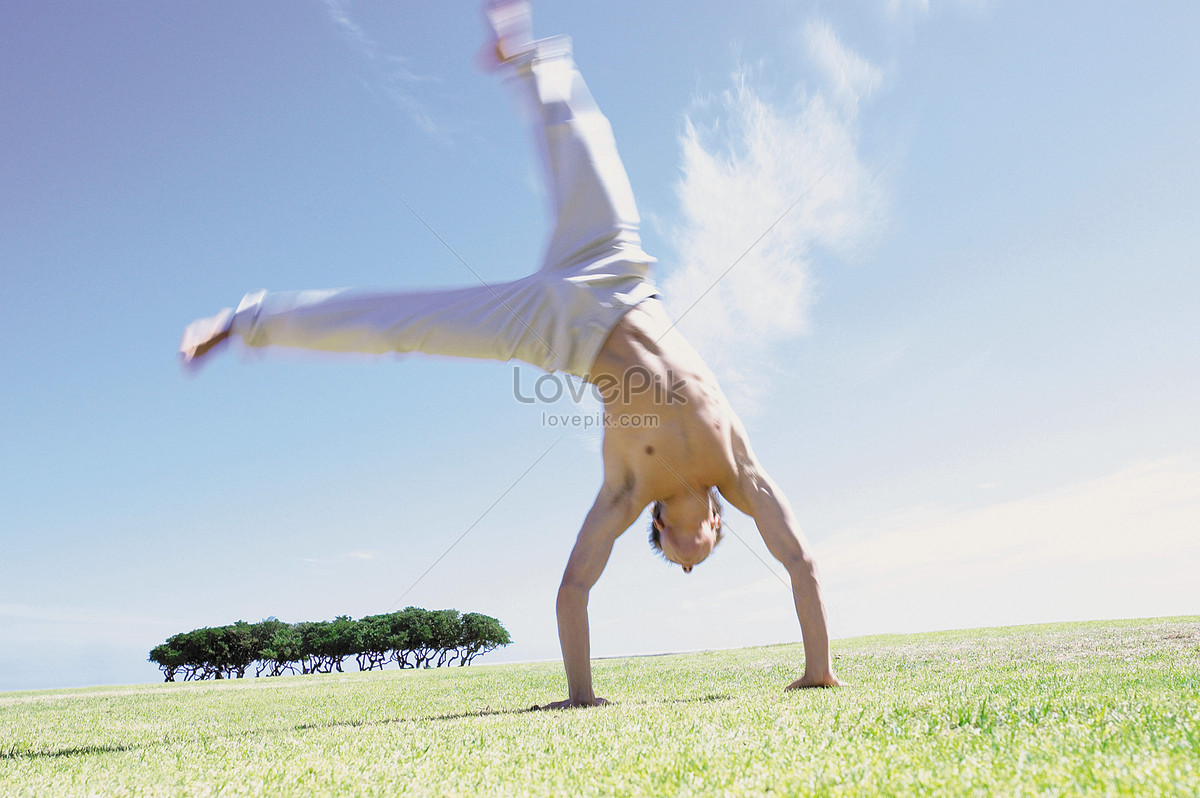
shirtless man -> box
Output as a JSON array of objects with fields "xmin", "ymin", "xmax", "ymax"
[{"xmin": 181, "ymin": 1, "xmax": 840, "ymax": 707}]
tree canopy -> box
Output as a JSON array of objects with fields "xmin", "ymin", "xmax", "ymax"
[{"xmin": 148, "ymin": 608, "xmax": 511, "ymax": 682}]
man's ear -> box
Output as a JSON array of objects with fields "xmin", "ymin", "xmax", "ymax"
[
  {"xmin": 712, "ymin": 514, "xmax": 722, "ymax": 532},
  {"xmin": 653, "ymin": 517, "xmax": 664, "ymax": 531}
]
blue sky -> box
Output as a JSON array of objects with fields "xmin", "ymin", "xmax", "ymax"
[{"xmin": 2, "ymin": 0, "xmax": 1197, "ymax": 692}]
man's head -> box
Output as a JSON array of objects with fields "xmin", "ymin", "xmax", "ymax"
[{"xmin": 648, "ymin": 488, "xmax": 723, "ymax": 573}]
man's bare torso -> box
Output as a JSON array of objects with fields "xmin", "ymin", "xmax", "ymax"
[{"xmin": 588, "ymin": 301, "xmax": 755, "ymax": 515}]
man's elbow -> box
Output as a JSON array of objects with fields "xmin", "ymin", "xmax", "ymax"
[
  {"xmin": 557, "ymin": 579, "xmax": 589, "ymax": 611},
  {"xmin": 781, "ymin": 549, "xmax": 818, "ymax": 580}
]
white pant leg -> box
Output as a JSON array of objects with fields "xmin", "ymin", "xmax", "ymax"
[
  {"xmin": 511, "ymin": 37, "xmax": 655, "ymax": 272},
  {"xmin": 222, "ymin": 39, "xmax": 659, "ymax": 378},
  {"xmin": 229, "ymin": 277, "xmax": 561, "ymax": 369}
]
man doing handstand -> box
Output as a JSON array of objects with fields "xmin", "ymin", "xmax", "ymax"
[{"xmin": 181, "ymin": 1, "xmax": 841, "ymax": 707}]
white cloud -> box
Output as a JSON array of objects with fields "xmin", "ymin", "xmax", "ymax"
[
  {"xmin": 322, "ymin": 0, "xmax": 376, "ymax": 53},
  {"xmin": 885, "ymin": 0, "xmax": 930, "ymax": 16},
  {"xmin": 885, "ymin": 0, "xmax": 991, "ymax": 20},
  {"xmin": 0, "ymin": 604, "xmax": 166, "ymax": 627},
  {"xmin": 818, "ymin": 455, "xmax": 1200, "ymax": 634},
  {"xmin": 300, "ymin": 549, "xmax": 377, "ymax": 565},
  {"xmin": 0, "ymin": 604, "xmax": 175, "ymax": 651},
  {"xmin": 821, "ymin": 456, "xmax": 1200, "ymax": 578},
  {"xmin": 804, "ymin": 20, "xmax": 883, "ymax": 115},
  {"xmin": 662, "ymin": 24, "xmax": 886, "ymax": 404},
  {"xmin": 320, "ymin": 0, "xmax": 443, "ymax": 137}
]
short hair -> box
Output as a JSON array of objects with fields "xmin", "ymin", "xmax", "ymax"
[{"xmin": 648, "ymin": 489, "xmax": 724, "ymax": 555}]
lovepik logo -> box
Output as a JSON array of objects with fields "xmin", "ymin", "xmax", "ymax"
[{"xmin": 511, "ymin": 366, "xmax": 687, "ymax": 406}]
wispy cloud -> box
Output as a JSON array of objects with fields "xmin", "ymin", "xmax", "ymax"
[
  {"xmin": 885, "ymin": 0, "xmax": 991, "ymax": 20},
  {"xmin": 662, "ymin": 21, "xmax": 886, "ymax": 404},
  {"xmin": 885, "ymin": 0, "xmax": 931, "ymax": 16},
  {"xmin": 821, "ymin": 456, "xmax": 1200, "ymax": 580},
  {"xmin": 0, "ymin": 604, "xmax": 168, "ymax": 627},
  {"xmin": 300, "ymin": 549, "xmax": 377, "ymax": 565},
  {"xmin": 320, "ymin": 0, "xmax": 443, "ymax": 137},
  {"xmin": 322, "ymin": 0, "xmax": 376, "ymax": 53},
  {"xmin": 0, "ymin": 604, "xmax": 175, "ymax": 648},
  {"xmin": 817, "ymin": 455, "xmax": 1200, "ymax": 635},
  {"xmin": 804, "ymin": 20, "xmax": 883, "ymax": 116}
]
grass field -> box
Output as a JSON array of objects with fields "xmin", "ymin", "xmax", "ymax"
[{"xmin": 2, "ymin": 617, "xmax": 1197, "ymax": 796}]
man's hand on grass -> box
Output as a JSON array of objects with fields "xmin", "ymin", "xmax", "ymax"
[{"xmin": 534, "ymin": 697, "xmax": 609, "ymax": 710}]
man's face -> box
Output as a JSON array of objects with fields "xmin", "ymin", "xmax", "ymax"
[{"xmin": 657, "ymin": 515, "xmax": 721, "ymax": 573}]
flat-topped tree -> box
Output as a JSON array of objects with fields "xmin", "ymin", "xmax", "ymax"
[{"xmin": 459, "ymin": 613, "xmax": 512, "ymax": 666}]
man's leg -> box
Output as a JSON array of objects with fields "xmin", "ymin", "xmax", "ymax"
[
  {"xmin": 180, "ymin": 276, "xmax": 566, "ymax": 370},
  {"xmin": 181, "ymin": 7, "xmax": 651, "ymax": 375},
  {"xmin": 504, "ymin": 34, "xmax": 654, "ymax": 272}
]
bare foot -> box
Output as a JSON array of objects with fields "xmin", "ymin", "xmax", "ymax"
[
  {"xmin": 785, "ymin": 673, "xmax": 844, "ymax": 690},
  {"xmin": 533, "ymin": 697, "xmax": 608, "ymax": 710},
  {"xmin": 180, "ymin": 308, "xmax": 234, "ymax": 369},
  {"xmin": 477, "ymin": 0, "xmax": 533, "ymax": 71}
]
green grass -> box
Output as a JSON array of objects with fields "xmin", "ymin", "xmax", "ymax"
[{"xmin": 2, "ymin": 617, "xmax": 1198, "ymax": 796}]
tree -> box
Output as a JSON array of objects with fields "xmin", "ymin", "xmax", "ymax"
[
  {"xmin": 169, "ymin": 628, "xmax": 225, "ymax": 680},
  {"xmin": 429, "ymin": 609, "xmax": 463, "ymax": 667},
  {"xmin": 148, "ymin": 607, "xmax": 512, "ymax": 682},
  {"xmin": 355, "ymin": 614, "xmax": 401, "ymax": 672},
  {"xmin": 296, "ymin": 621, "xmax": 326, "ymax": 674},
  {"xmin": 323, "ymin": 615, "xmax": 361, "ymax": 673},
  {"xmin": 397, "ymin": 607, "xmax": 436, "ymax": 669},
  {"xmin": 149, "ymin": 642, "xmax": 186, "ymax": 682},
  {"xmin": 259, "ymin": 624, "xmax": 303, "ymax": 677},
  {"xmin": 299, "ymin": 616, "xmax": 360, "ymax": 673},
  {"xmin": 222, "ymin": 621, "xmax": 257, "ymax": 678},
  {"xmin": 249, "ymin": 618, "xmax": 292, "ymax": 677},
  {"xmin": 458, "ymin": 613, "xmax": 512, "ymax": 666}
]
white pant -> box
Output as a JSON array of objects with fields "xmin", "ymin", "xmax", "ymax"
[{"xmin": 229, "ymin": 37, "xmax": 659, "ymax": 379}]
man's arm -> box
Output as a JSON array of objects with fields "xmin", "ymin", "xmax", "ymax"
[
  {"xmin": 733, "ymin": 464, "xmax": 841, "ymax": 689},
  {"xmin": 542, "ymin": 482, "xmax": 641, "ymax": 709}
]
